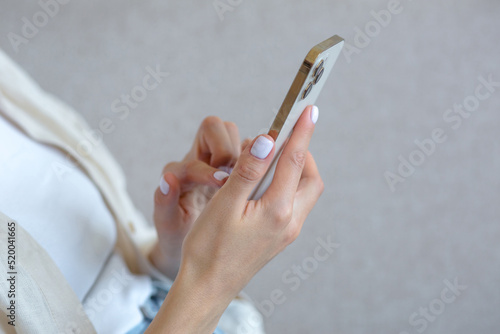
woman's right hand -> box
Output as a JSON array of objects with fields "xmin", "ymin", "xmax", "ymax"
[{"xmin": 146, "ymin": 106, "xmax": 324, "ymax": 334}]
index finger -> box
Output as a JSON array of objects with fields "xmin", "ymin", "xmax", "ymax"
[{"xmin": 261, "ymin": 105, "xmax": 318, "ymax": 208}]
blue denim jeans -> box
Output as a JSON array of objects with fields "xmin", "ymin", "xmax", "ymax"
[{"xmin": 126, "ymin": 279, "xmax": 225, "ymax": 334}]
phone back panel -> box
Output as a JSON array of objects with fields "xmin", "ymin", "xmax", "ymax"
[{"xmin": 249, "ymin": 35, "xmax": 344, "ymax": 200}]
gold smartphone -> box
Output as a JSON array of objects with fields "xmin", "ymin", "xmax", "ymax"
[{"xmin": 249, "ymin": 35, "xmax": 344, "ymax": 200}]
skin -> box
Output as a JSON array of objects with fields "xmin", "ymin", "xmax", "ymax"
[
  {"xmin": 149, "ymin": 116, "xmax": 250, "ymax": 279},
  {"xmin": 147, "ymin": 106, "xmax": 324, "ymax": 333}
]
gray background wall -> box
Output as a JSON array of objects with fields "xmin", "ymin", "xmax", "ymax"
[{"xmin": 1, "ymin": 1, "xmax": 499, "ymax": 333}]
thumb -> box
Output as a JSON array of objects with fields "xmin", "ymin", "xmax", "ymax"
[
  {"xmin": 154, "ymin": 172, "xmax": 182, "ymax": 225},
  {"xmin": 241, "ymin": 138, "xmax": 253, "ymax": 152},
  {"xmin": 221, "ymin": 134, "xmax": 275, "ymax": 205}
]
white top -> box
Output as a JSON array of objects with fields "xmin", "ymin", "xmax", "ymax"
[{"xmin": 0, "ymin": 113, "xmax": 152, "ymax": 333}]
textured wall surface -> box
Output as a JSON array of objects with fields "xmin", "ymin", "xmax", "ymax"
[{"xmin": 1, "ymin": 1, "xmax": 499, "ymax": 333}]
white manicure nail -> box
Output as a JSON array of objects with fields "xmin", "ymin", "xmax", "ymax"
[
  {"xmin": 160, "ymin": 176, "xmax": 170, "ymax": 195},
  {"xmin": 250, "ymin": 136, "xmax": 274, "ymax": 159},
  {"xmin": 311, "ymin": 105, "xmax": 319, "ymax": 124},
  {"xmin": 217, "ymin": 166, "xmax": 233, "ymax": 175},
  {"xmin": 214, "ymin": 171, "xmax": 230, "ymax": 181}
]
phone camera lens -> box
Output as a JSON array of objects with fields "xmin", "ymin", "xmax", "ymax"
[
  {"xmin": 314, "ymin": 59, "xmax": 324, "ymax": 77},
  {"xmin": 302, "ymin": 82, "xmax": 313, "ymax": 99},
  {"xmin": 313, "ymin": 66, "xmax": 324, "ymax": 85}
]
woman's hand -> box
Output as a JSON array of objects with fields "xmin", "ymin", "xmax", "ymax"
[
  {"xmin": 146, "ymin": 106, "xmax": 324, "ymax": 333},
  {"xmin": 149, "ymin": 116, "xmax": 251, "ymax": 279}
]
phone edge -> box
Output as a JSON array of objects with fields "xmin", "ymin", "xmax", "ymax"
[{"xmin": 248, "ymin": 35, "xmax": 344, "ymax": 200}]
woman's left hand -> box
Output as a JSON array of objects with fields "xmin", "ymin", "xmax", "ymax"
[{"xmin": 149, "ymin": 116, "xmax": 250, "ymax": 279}]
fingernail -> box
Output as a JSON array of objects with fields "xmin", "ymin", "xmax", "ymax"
[
  {"xmin": 214, "ymin": 170, "xmax": 230, "ymax": 181},
  {"xmin": 217, "ymin": 166, "xmax": 233, "ymax": 175},
  {"xmin": 159, "ymin": 175, "xmax": 170, "ymax": 195},
  {"xmin": 311, "ymin": 105, "xmax": 319, "ymax": 124},
  {"xmin": 250, "ymin": 136, "xmax": 274, "ymax": 159}
]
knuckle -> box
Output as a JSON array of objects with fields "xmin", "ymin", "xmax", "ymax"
[
  {"xmin": 224, "ymin": 121, "xmax": 238, "ymax": 131},
  {"xmin": 162, "ymin": 161, "xmax": 180, "ymax": 175},
  {"xmin": 289, "ymin": 150, "xmax": 307, "ymax": 171},
  {"xmin": 272, "ymin": 203, "xmax": 293, "ymax": 225},
  {"xmin": 202, "ymin": 116, "xmax": 222, "ymax": 129},
  {"xmin": 284, "ymin": 226, "xmax": 301, "ymax": 244},
  {"xmin": 318, "ymin": 178, "xmax": 325, "ymax": 195},
  {"xmin": 183, "ymin": 160, "xmax": 200, "ymax": 178},
  {"xmin": 184, "ymin": 160, "xmax": 199, "ymax": 171},
  {"xmin": 234, "ymin": 160, "xmax": 262, "ymax": 184}
]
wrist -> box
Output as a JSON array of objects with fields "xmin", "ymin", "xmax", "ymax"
[
  {"xmin": 149, "ymin": 242, "xmax": 182, "ymax": 280},
  {"xmin": 145, "ymin": 264, "xmax": 233, "ymax": 334}
]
